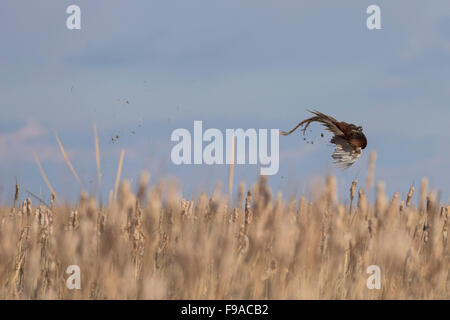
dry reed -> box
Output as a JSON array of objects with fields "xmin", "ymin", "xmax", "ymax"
[
  {"xmin": 54, "ymin": 130, "xmax": 82, "ymax": 186},
  {"xmin": 113, "ymin": 149, "xmax": 125, "ymax": 202},
  {"xmin": 2, "ymin": 140, "xmax": 448, "ymax": 299}
]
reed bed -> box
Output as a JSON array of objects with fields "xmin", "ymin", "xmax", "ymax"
[{"xmin": 1, "ymin": 160, "xmax": 449, "ymax": 299}]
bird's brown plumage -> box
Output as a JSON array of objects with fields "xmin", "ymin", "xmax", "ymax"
[{"xmin": 281, "ymin": 110, "xmax": 367, "ymax": 168}]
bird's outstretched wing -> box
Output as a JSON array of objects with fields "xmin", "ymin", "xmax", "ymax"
[
  {"xmin": 330, "ymin": 136, "xmax": 361, "ymax": 169},
  {"xmin": 280, "ymin": 110, "xmax": 345, "ymax": 137}
]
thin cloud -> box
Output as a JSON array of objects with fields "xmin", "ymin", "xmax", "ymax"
[{"xmin": 0, "ymin": 120, "xmax": 61, "ymax": 163}]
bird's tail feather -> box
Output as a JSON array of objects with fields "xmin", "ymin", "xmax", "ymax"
[
  {"xmin": 280, "ymin": 117, "xmax": 316, "ymax": 136},
  {"xmin": 280, "ymin": 110, "xmax": 338, "ymax": 136}
]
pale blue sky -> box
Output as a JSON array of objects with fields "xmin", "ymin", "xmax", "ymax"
[{"xmin": 1, "ymin": 1, "xmax": 450, "ymax": 203}]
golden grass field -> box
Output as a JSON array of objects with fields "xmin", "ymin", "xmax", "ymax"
[{"xmin": 0, "ymin": 150, "xmax": 449, "ymax": 299}]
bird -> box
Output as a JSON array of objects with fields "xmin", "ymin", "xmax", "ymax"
[{"xmin": 280, "ymin": 110, "xmax": 367, "ymax": 168}]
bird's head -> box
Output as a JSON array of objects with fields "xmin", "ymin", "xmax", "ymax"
[
  {"xmin": 358, "ymin": 133, "xmax": 367, "ymax": 149},
  {"xmin": 349, "ymin": 131, "xmax": 367, "ymax": 150}
]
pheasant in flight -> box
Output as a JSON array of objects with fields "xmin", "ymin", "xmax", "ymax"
[{"xmin": 281, "ymin": 110, "xmax": 367, "ymax": 168}]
